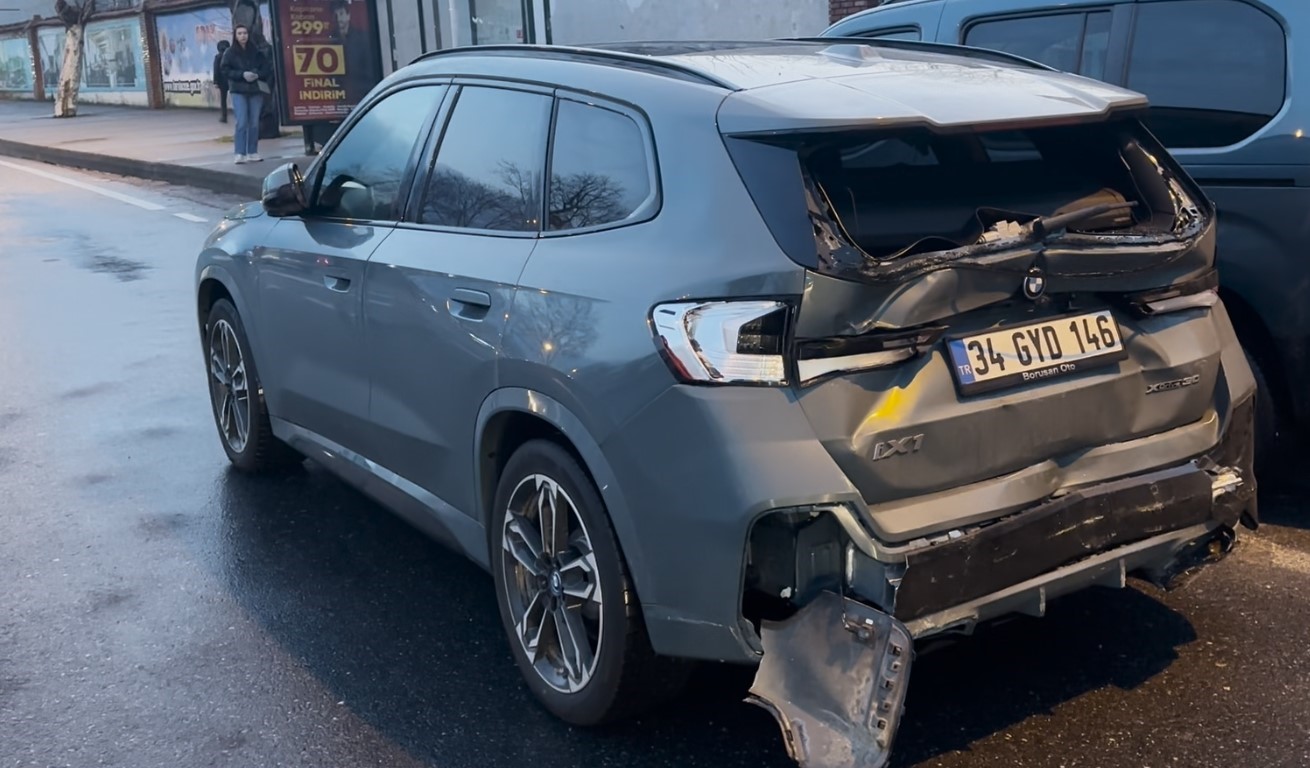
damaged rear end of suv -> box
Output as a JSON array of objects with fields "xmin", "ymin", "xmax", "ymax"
[{"xmin": 680, "ymin": 42, "xmax": 1260, "ymax": 768}]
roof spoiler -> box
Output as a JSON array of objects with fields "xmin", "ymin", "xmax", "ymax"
[{"xmin": 778, "ymin": 36, "xmax": 1056, "ymax": 72}]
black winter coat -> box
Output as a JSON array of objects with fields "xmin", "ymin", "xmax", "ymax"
[
  {"xmin": 212, "ymin": 51, "xmax": 227, "ymax": 90},
  {"xmin": 220, "ymin": 41, "xmax": 272, "ymax": 95}
]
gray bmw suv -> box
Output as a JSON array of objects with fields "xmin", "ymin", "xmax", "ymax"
[{"xmin": 195, "ymin": 39, "xmax": 1258, "ymax": 768}]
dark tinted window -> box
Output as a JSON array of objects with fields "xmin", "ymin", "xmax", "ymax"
[
  {"xmin": 856, "ymin": 26, "xmax": 921, "ymax": 41},
  {"xmin": 314, "ymin": 86, "xmax": 440, "ymax": 221},
  {"xmin": 1079, "ymin": 11, "xmax": 1111, "ymax": 80},
  {"xmin": 547, "ymin": 99, "xmax": 653, "ymax": 231},
  {"xmin": 420, "ymin": 86, "xmax": 551, "ymax": 231},
  {"xmin": 965, "ymin": 11, "xmax": 1111, "ymax": 79},
  {"xmin": 1127, "ymin": 0, "xmax": 1286, "ymax": 148}
]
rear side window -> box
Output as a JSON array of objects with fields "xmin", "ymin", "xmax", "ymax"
[
  {"xmin": 419, "ymin": 85, "xmax": 552, "ymax": 232},
  {"xmin": 547, "ymin": 99, "xmax": 654, "ymax": 231},
  {"xmin": 1126, "ymin": 0, "xmax": 1286, "ymax": 148},
  {"xmin": 965, "ymin": 11, "xmax": 1112, "ymax": 79}
]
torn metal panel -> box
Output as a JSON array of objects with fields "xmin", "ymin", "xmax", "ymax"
[{"xmin": 748, "ymin": 591, "xmax": 913, "ymax": 768}]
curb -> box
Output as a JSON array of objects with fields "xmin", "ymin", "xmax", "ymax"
[{"xmin": 0, "ymin": 137, "xmax": 263, "ymax": 198}]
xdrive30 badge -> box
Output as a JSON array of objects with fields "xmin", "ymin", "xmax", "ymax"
[
  {"xmin": 872, "ymin": 434, "xmax": 924, "ymax": 461},
  {"xmin": 1146, "ymin": 374, "xmax": 1201, "ymax": 394}
]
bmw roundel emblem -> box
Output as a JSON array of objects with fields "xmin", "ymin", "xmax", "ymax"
[{"xmin": 1022, "ymin": 272, "xmax": 1047, "ymax": 300}]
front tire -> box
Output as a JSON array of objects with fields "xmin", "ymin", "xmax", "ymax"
[
  {"xmin": 489, "ymin": 439, "xmax": 690, "ymax": 725},
  {"xmin": 204, "ymin": 299, "xmax": 300, "ymax": 473}
]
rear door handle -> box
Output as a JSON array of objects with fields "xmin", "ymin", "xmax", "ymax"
[
  {"xmin": 450, "ymin": 288, "xmax": 492, "ymax": 320},
  {"xmin": 324, "ymin": 274, "xmax": 351, "ymax": 292}
]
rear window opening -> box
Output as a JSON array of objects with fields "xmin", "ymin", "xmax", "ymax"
[
  {"xmin": 725, "ymin": 116, "xmax": 1208, "ymax": 278},
  {"xmin": 806, "ymin": 121, "xmax": 1194, "ymax": 261}
]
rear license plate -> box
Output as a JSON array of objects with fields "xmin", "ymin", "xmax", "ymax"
[{"xmin": 946, "ymin": 310, "xmax": 1128, "ymax": 396}]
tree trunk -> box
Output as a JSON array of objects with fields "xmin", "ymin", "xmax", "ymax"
[{"xmin": 54, "ymin": 25, "xmax": 84, "ymax": 118}]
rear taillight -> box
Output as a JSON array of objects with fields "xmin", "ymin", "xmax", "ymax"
[
  {"xmin": 1124, "ymin": 270, "xmax": 1220, "ymax": 316},
  {"xmin": 796, "ymin": 325, "xmax": 946, "ymax": 385},
  {"xmin": 652, "ymin": 300, "xmax": 792, "ymax": 385}
]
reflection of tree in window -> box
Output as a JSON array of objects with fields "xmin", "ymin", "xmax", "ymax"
[
  {"xmin": 422, "ymin": 164, "xmax": 540, "ymax": 231},
  {"xmin": 317, "ymin": 86, "xmax": 438, "ymax": 220},
  {"xmin": 419, "ymin": 86, "xmax": 551, "ymax": 232},
  {"xmin": 548, "ymin": 100, "xmax": 651, "ymax": 231}
]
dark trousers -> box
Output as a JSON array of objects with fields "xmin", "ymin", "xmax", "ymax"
[{"xmin": 218, "ymin": 87, "xmax": 229, "ymax": 122}]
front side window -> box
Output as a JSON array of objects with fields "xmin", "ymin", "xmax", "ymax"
[
  {"xmin": 1126, "ymin": 0, "xmax": 1286, "ymax": 148},
  {"xmin": 547, "ymin": 99, "xmax": 654, "ymax": 231},
  {"xmin": 313, "ymin": 86, "xmax": 443, "ymax": 221},
  {"xmin": 419, "ymin": 85, "xmax": 552, "ymax": 232},
  {"xmin": 965, "ymin": 11, "xmax": 1111, "ymax": 79}
]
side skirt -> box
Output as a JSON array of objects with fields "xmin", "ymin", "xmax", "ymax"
[{"xmin": 272, "ymin": 417, "xmax": 491, "ymax": 570}]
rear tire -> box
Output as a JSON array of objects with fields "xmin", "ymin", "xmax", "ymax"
[
  {"xmin": 1244, "ymin": 347, "xmax": 1285, "ymax": 481},
  {"xmin": 204, "ymin": 299, "xmax": 301, "ymax": 473},
  {"xmin": 489, "ymin": 439, "xmax": 691, "ymax": 726}
]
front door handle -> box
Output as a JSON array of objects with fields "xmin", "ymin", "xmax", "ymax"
[
  {"xmin": 450, "ymin": 288, "xmax": 492, "ymax": 321},
  {"xmin": 324, "ymin": 274, "xmax": 351, "ymax": 292},
  {"xmin": 451, "ymin": 288, "xmax": 491, "ymax": 307}
]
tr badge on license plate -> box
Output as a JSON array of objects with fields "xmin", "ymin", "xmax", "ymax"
[{"xmin": 946, "ymin": 310, "xmax": 1128, "ymax": 396}]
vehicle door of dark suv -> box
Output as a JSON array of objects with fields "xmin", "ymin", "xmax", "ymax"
[
  {"xmin": 361, "ymin": 83, "xmax": 553, "ymax": 517},
  {"xmin": 932, "ymin": 0, "xmax": 1306, "ymax": 450},
  {"xmin": 251, "ymin": 84, "xmax": 446, "ymax": 451}
]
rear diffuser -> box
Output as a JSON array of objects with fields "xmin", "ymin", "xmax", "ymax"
[{"xmin": 747, "ymin": 591, "xmax": 914, "ymax": 768}]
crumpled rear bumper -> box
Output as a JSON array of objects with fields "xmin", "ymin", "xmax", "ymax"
[
  {"xmin": 886, "ymin": 461, "xmax": 1243, "ymax": 631},
  {"xmin": 848, "ymin": 390, "xmax": 1257, "ymax": 636},
  {"xmin": 748, "ymin": 395, "xmax": 1257, "ymax": 768}
]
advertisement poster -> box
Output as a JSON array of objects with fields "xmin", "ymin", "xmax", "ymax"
[
  {"xmin": 0, "ymin": 36, "xmax": 34, "ymax": 93},
  {"xmin": 274, "ymin": 0, "xmax": 381, "ymax": 124},
  {"xmin": 82, "ymin": 18, "xmax": 146, "ymax": 91},
  {"xmin": 37, "ymin": 27, "xmax": 63, "ymax": 93},
  {"xmin": 470, "ymin": 0, "xmax": 527, "ymax": 44},
  {"xmin": 156, "ymin": 3, "xmax": 272, "ymax": 108},
  {"xmin": 157, "ymin": 6, "xmax": 232, "ymax": 107}
]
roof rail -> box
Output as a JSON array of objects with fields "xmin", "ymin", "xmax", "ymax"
[
  {"xmin": 781, "ymin": 36, "xmax": 1054, "ymax": 72},
  {"xmin": 408, "ymin": 44, "xmax": 739, "ymax": 90}
]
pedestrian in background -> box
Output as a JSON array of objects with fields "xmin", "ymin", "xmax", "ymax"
[
  {"xmin": 212, "ymin": 39, "xmax": 230, "ymax": 124},
  {"xmin": 220, "ymin": 25, "xmax": 272, "ymax": 164}
]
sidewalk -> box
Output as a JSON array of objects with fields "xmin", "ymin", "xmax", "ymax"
[{"xmin": 0, "ymin": 100, "xmax": 314, "ymax": 198}]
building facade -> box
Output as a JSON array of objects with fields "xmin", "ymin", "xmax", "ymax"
[{"xmin": 0, "ymin": 0, "xmax": 850, "ymax": 109}]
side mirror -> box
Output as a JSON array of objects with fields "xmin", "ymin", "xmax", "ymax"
[{"xmin": 262, "ymin": 162, "xmax": 308, "ymax": 217}]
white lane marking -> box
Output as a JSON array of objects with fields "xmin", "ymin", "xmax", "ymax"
[
  {"xmin": 174, "ymin": 213, "xmax": 207, "ymax": 223},
  {"xmin": 0, "ymin": 158, "xmax": 166, "ymax": 211}
]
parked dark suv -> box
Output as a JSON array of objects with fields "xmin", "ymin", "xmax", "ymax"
[
  {"xmin": 825, "ymin": 0, "xmax": 1308, "ymax": 474},
  {"xmin": 196, "ymin": 39, "xmax": 1257, "ymax": 768}
]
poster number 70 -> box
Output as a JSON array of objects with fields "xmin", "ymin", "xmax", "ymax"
[{"xmin": 293, "ymin": 45, "xmax": 345, "ymax": 76}]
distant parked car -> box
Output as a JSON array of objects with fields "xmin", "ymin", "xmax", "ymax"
[
  {"xmin": 195, "ymin": 39, "xmax": 1258, "ymax": 768},
  {"xmin": 823, "ymin": 0, "xmax": 1307, "ymax": 476}
]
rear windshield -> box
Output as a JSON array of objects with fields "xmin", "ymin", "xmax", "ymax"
[{"xmin": 724, "ymin": 117, "xmax": 1208, "ymax": 277}]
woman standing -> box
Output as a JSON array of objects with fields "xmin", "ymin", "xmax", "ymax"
[{"xmin": 220, "ymin": 25, "xmax": 272, "ymax": 164}]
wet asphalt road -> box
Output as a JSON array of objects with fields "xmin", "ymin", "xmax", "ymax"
[{"xmin": 1, "ymin": 157, "xmax": 1309, "ymax": 768}]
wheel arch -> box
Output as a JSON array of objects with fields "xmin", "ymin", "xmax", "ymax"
[
  {"xmin": 197, "ymin": 264, "xmax": 267, "ymax": 372},
  {"xmin": 474, "ymin": 388, "xmax": 650, "ymax": 601},
  {"xmin": 1220, "ymin": 285, "xmax": 1290, "ymax": 418}
]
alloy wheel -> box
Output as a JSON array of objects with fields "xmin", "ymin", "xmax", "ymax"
[
  {"xmin": 208, "ymin": 318, "xmax": 251, "ymax": 454},
  {"xmin": 500, "ymin": 473, "xmax": 604, "ymax": 694}
]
